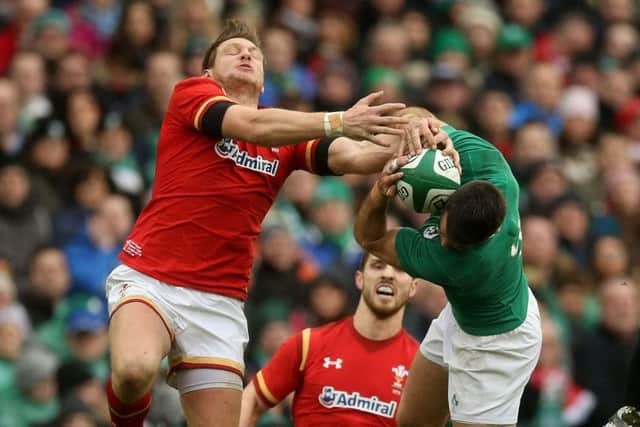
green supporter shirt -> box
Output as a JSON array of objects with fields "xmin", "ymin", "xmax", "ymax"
[{"xmin": 396, "ymin": 125, "xmax": 529, "ymax": 336}]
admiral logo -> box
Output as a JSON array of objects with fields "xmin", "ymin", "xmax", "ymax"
[
  {"xmin": 215, "ymin": 138, "xmax": 280, "ymax": 176},
  {"xmin": 318, "ymin": 386, "xmax": 397, "ymax": 418}
]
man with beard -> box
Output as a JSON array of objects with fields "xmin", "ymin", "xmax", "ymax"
[{"xmin": 239, "ymin": 252, "xmax": 419, "ymax": 426}]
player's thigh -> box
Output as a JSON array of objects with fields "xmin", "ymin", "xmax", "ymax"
[
  {"xmin": 397, "ymin": 352, "xmax": 449, "ymax": 427},
  {"xmin": 106, "ymin": 265, "xmax": 173, "ymax": 377},
  {"xmin": 181, "ymin": 387, "xmax": 242, "ymax": 427}
]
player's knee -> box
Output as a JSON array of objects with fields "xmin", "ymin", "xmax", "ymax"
[{"xmin": 112, "ymin": 357, "xmax": 159, "ymax": 393}]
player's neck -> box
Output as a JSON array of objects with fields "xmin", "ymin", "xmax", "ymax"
[
  {"xmin": 223, "ymin": 82, "xmax": 260, "ymax": 107},
  {"xmin": 353, "ymin": 304, "xmax": 404, "ymax": 341}
]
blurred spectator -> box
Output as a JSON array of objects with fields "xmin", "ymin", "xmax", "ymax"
[
  {"xmin": 301, "ymin": 177, "xmax": 360, "ymax": 275},
  {"xmin": 64, "ymin": 301, "xmax": 109, "ymax": 381},
  {"xmin": 0, "ymin": 302, "xmax": 31, "ymax": 395},
  {"xmin": 362, "ymin": 66, "xmax": 405, "ymax": 104},
  {"xmin": 313, "ymin": 60, "xmax": 358, "ymax": 111},
  {"xmin": 503, "ymin": 0, "xmax": 546, "ymax": 32},
  {"xmin": 22, "ymin": 118, "xmax": 71, "ymax": 215},
  {"xmin": 313, "ymin": 9, "xmax": 357, "ymax": 66},
  {"xmin": 485, "ymin": 23, "xmax": 533, "ymax": 98},
  {"xmin": 599, "ymin": 66, "xmax": 635, "ymax": 131},
  {"xmin": 271, "ymin": 0, "xmax": 319, "ymax": 56},
  {"xmin": 550, "ymin": 196, "xmax": 593, "ymax": 269},
  {"xmin": 53, "ymin": 161, "xmax": 112, "ymax": 247},
  {"xmin": 0, "ymin": 160, "xmax": 51, "ymax": 281},
  {"xmin": 260, "ymin": 26, "xmax": 316, "ymax": 107},
  {"xmin": 402, "ymin": 278, "xmax": 447, "ymax": 341},
  {"xmin": 428, "ymin": 27, "xmax": 470, "ymax": 73},
  {"xmin": 596, "ymin": 0, "xmax": 637, "ymax": 24},
  {"xmin": 365, "ymin": 20, "xmax": 411, "ymax": 71},
  {"xmin": 0, "ymin": 0, "xmax": 50, "ymax": 74},
  {"xmin": 603, "ymin": 23, "xmax": 638, "ymax": 63},
  {"xmin": 303, "ymin": 273, "xmax": 351, "ymax": 327},
  {"xmin": 26, "ymin": 8, "xmax": 72, "ymax": 70},
  {"xmin": 56, "ymin": 359, "xmax": 109, "ymax": 425},
  {"xmin": 424, "ymin": 63, "xmax": 471, "ymax": 121},
  {"xmin": 66, "ymin": 0, "xmax": 123, "ymax": 60},
  {"xmin": 534, "ymin": 11, "xmax": 597, "ymax": 70},
  {"xmin": 20, "ymin": 245, "xmax": 71, "ymax": 328},
  {"xmin": 573, "ymin": 278, "xmax": 639, "ymax": 426},
  {"xmin": 51, "ymin": 50, "xmax": 94, "ymax": 103},
  {"xmin": 524, "ymin": 160, "xmax": 570, "ymax": 215},
  {"xmin": 0, "ymin": 344, "xmax": 60, "ymax": 427},
  {"xmin": 400, "ymin": 8, "xmax": 430, "ymax": 61},
  {"xmin": 95, "ymin": 112, "xmax": 144, "ymax": 197},
  {"xmin": 519, "ymin": 313, "xmax": 595, "ymax": 427},
  {"xmin": 471, "ymin": 89, "xmax": 514, "ymax": 158},
  {"xmin": 169, "ymin": 0, "xmax": 220, "ymax": 55},
  {"xmin": 8, "ymin": 50, "xmax": 51, "ymax": 133},
  {"xmin": 0, "ymin": 78, "xmax": 23, "ymax": 156},
  {"xmin": 557, "ymin": 86, "xmax": 601, "ymax": 202},
  {"xmin": 511, "ymin": 62, "xmax": 564, "ymax": 136},
  {"xmin": 65, "ymin": 89, "xmax": 102, "ymax": 154},
  {"xmin": 64, "ymin": 194, "xmax": 133, "ymax": 297},
  {"xmin": 592, "ymin": 236, "xmax": 630, "ymax": 282},
  {"xmin": 457, "ymin": 4, "xmax": 501, "ymax": 65},
  {"xmin": 510, "ymin": 120, "xmax": 559, "ymax": 183}
]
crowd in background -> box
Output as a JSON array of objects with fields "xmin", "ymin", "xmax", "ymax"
[{"xmin": 0, "ymin": 0, "xmax": 639, "ymax": 426}]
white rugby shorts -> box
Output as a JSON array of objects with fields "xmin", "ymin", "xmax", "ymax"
[
  {"xmin": 420, "ymin": 287, "xmax": 542, "ymax": 424},
  {"xmin": 105, "ymin": 264, "xmax": 249, "ymax": 392}
]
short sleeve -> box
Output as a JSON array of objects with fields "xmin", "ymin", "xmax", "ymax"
[
  {"xmin": 395, "ymin": 227, "xmax": 449, "ymax": 285},
  {"xmin": 254, "ymin": 329, "xmax": 309, "ymax": 407},
  {"xmin": 171, "ymin": 77, "xmax": 234, "ymax": 131},
  {"xmin": 288, "ymin": 138, "xmax": 322, "ymax": 173}
]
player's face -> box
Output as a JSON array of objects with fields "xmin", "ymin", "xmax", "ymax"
[
  {"xmin": 358, "ymin": 254, "xmax": 415, "ymax": 318},
  {"xmin": 209, "ymin": 37, "xmax": 264, "ymax": 93}
]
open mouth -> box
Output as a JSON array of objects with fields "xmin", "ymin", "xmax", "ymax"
[
  {"xmin": 376, "ymin": 285, "xmax": 394, "ymax": 297},
  {"xmin": 238, "ymin": 64, "xmax": 253, "ymax": 71}
]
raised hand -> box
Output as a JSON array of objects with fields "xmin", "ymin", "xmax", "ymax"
[{"xmin": 342, "ymin": 91, "xmax": 409, "ymax": 146}]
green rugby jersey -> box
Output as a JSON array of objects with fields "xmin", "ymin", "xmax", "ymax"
[{"xmin": 395, "ymin": 125, "xmax": 529, "ymax": 336}]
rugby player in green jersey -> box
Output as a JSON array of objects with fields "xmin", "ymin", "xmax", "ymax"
[{"xmin": 355, "ymin": 107, "xmax": 542, "ymax": 427}]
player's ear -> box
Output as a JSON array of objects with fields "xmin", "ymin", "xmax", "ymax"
[
  {"xmin": 260, "ymin": 85, "xmax": 265, "ymax": 94},
  {"xmin": 355, "ymin": 270, "xmax": 364, "ymax": 291},
  {"xmin": 409, "ymin": 279, "xmax": 418, "ymax": 298}
]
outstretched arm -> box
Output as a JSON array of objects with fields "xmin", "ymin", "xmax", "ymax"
[
  {"xmin": 239, "ymin": 382, "xmax": 270, "ymax": 427},
  {"xmin": 327, "ymin": 117, "xmax": 461, "ymax": 175},
  {"xmin": 218, "ymin": 92, "xmax": 408, "ymax": 147},
  {"xmin": 354, "ymin": 156, "xmax": 411, "ymax": 269}
]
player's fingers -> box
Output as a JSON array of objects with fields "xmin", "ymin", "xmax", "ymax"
[
  {"xmin": 366, "ymin": 133, "xmax": 392, "ymax": 147},
  {"xmin": 427, "ymin": 117, "xmax": 440, "ymax": 134},
  {"xmin": 410, "ymin": 126, "xmax": 423, "ymax": 156},
  {"xmin": 355, "ymin": 91, "xmax": 384, "ymax": 106},
  {"xmin": 371, "ymin": 103, "xmax": 408, "ymax": 115},
  {"xmin": 369, "ymin": 125, "xmax": 405, "ymax": 137},
  {"xmin": 372, "ymin": 115, "xmax": 411, "ymax": 128}
]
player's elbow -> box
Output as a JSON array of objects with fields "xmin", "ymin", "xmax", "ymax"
[{"xmin": 354, "ymin": 228, "xmax": 375, "ymax": 252}]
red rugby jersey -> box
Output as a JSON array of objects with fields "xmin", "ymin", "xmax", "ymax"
[
  {"xmin": 254, "ymin": 317, "xmax": 419, "ymax": 426},
  {"xmin": 119, "ymin": 77, "xmax": 324, "ymax": 300}
]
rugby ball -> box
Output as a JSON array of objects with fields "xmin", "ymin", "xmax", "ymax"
[{"xmin": 396, "ymin": 150, "xmax": 460, "ymax": 214}]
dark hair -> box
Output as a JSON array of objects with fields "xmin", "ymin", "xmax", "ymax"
[
  {"xmin": 358, "ymin": 251, "xmax": 372, "ymax": 271},
  {"xmin": 444, "ymin": 181, "xmax": 506, "ymax": 249},
  {"xmin": 201, "ymin": 19, "xmax": 261, "ymax": 70}
]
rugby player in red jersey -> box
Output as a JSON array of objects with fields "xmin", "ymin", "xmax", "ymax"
[
  {"xmin": 103, "ymin": 19, "xmax": 454, "ymax": 427},
  {"xmin": 239, "ymin": 252, "xmax": 419, "ymax": 427}
]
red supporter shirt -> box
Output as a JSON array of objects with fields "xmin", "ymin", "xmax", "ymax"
[
  {"xmin": 254, "ymin": 317, "xmax": 419, "ymax": 426},
  {"xmin": 119, "ymin": 77, "xmax": 324, "ymax": 300}
]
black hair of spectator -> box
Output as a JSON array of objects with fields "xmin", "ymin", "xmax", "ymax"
[{"xmin": 202, "ymin": 19, "xmax": 262, "ymax": 71}]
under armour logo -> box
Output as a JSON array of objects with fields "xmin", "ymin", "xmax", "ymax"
[{"xmin": 323, "ymin": 357, "xmax": 343, "ymax": 369}]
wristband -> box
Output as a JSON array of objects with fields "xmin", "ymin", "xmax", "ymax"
[{"xmin": 323, "ymin": 112, "xmax": 344, "ymax": 136}]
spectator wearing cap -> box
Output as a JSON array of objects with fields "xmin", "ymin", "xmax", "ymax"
[
  {"xmin": 485, "ymin": 23, "xmax": 533, "ymax": 99},
  {"xmin": 64, "ymin": 300, "xmax": 110, "ymax": 382},
  {"xmin": 557, "ymin": 86, "xmax": 601, "ymax": 203},
  {"xmin": 301, "ymin": 177, "xmax": 361, "ymax": 276},
  {"xmin": 424, "ymin": 63, "xmax": 471, "ymax": 124},
  {"xmin": 362, "ymin": 67, "xmax": 405, "ymax": 104},
  {"xmin": 511, "ymin": 62, "xmax": 564, "ymax": 136},
  {"xmin": 429, "ymin": 27, "xmax": 471, "ymax": 72},
  {"xmin": 0, "ymin": 345, "xmax": 60, "ymax": 427},
  {"xmin": 457, "ymin": 4, "xmax": 502, "ymax": 64},
  {"xmin": 27, "ymin": 8, "xmax": 72, "ymax": 69},
  {"xmin": 0, "ymin": 160, "xmax": 51, "ymax": 282},
  {"xmin": 23, "ymin": 118, "xmax": 71, "ymax": 216}
]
